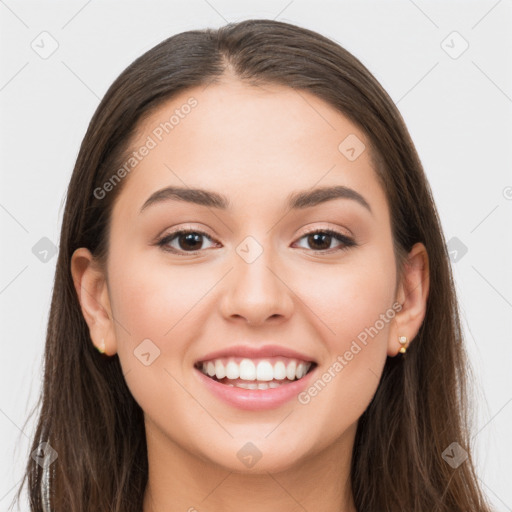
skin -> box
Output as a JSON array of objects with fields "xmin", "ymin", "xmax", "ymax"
[{"xmin": 71, "ymin": 79, "xmax": 429, "ymax": 512}]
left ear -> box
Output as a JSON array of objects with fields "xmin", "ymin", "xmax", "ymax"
[{"xmin": 387, "ymin": 242, "xmax": 430, "ymax": 356}]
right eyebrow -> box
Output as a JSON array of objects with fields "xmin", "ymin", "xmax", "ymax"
[{"xmin": 139, "ymin": 186, "xmax": 230, "ymax": 214}]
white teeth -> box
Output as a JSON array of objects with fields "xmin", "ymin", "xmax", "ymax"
[
  {"xmin": 215, "ymin": 360, "xmax": 226, "ymax": 379},
  {"xmin": 286, "ymin": 361, "xmax": 296, "ymax": 380},
  {"xmin": 239, "ymin": 359, "xmax": 256, "ymax": 380},
  {"xmin": 225, "ymin": 361, "xmax": 240, "ymax": 379},
  {"xmin": 273, "ymin": 361, "xmax": 287, "ymax": 380},
  {"xmin": 296, "ymin": 362, "xmax": 306, "ymax": 379},
  {"xmin": 232, "ymin": 381, "xmax": 284, "ymax": 390},
  {"xmin": 256, "ymin": 361, "xmax": 274, "ymax": 381},
  {"xmin": 199, "ymin": 357, "xmax": 313, "ymax": 382}
]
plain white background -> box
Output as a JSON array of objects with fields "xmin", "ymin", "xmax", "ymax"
[{"xmin": 1, "ymin": 1, "xmax": 511, "ymax": 510}]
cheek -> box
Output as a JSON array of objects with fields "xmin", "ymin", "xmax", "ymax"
[
  {"xmin": 109, "ymin": 256, "xmax": 214, "ymax": 340},
  {"xmin": 304, "ymin": 254, "xmax": 396, "ymax": 350},
  {"xmin": 293, "ymin": 254, "xmax": 396, "ymax": 435},
  {"xmin": 106, "ymin": 258, "xmax": 208, "ymax": 414}
]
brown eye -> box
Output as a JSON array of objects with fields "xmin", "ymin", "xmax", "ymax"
[
  {"xmin": 306, "ymin": 232, "xmax": 332, "ymax": 250},
  {"xmin": 294, "ymin": 229, "xmax": 356, "ymax": 253},
  {"xmin": 176, "ymin": 232, "xmax": 204, "ymax": 251},
  {"xmin": 157, "ymin": 229, "xmax": 217, "ymax": 254}
]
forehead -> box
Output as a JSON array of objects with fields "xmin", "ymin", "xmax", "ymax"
[{"xmin": 111, "ymin": 79, "xmax": 387, "ymax": 221}]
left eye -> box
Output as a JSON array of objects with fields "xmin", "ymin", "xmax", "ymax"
[{"xmin": 293, "ymin": 229, "xmax": 356, "ymax": 252}]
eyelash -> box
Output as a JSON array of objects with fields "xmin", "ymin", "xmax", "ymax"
[{"xmin": 155, "ymin": 227, "xmax": 357, "ymax": 256}]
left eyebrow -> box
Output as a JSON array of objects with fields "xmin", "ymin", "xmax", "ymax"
[
  {"xmin": 286, "ymin": 185, "xmax": 372, "ymax": 215},
  {"xmin": 139, "ymin": 185, "xmax": 372, "ymax": 216}
]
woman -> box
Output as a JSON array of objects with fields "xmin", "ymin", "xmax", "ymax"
[{"xmin": 15, "ymin": 18, "xmax": 494, "ymax": 512}]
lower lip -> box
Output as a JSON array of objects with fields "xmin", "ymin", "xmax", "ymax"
[{"xmin": 194, "ymin": 366, "xmax": 317, "ymax": 411}]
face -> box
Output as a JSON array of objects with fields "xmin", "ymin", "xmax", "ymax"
[{"xmin": 94, "ymin": 80, "xmax": 404, "ymax": 473}]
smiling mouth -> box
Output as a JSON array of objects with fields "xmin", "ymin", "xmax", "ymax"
[{"xmin": 194, "ymin": 357, "xmax": 317, "ymax": 390}]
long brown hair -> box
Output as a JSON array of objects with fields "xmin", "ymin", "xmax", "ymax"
[{"xmin": 14, "ymin": 19, "xmax": 494, "ymax": 512}]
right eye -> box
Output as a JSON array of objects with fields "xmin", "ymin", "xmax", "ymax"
[{"xmin": 156, "ymin": 229, "xmax": 220, "ymax": 255}]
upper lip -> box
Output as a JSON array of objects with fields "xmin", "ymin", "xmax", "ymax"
[{"xmin": 195, "ymin": 344, "xmax": 317, "ymax": 364}]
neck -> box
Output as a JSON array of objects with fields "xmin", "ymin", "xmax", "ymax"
[{"xmin": 142, "ymin": 421, "xmax": 358, "ymax": 512}]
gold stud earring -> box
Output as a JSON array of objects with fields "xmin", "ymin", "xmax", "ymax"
[
  {"xmin": 398, "ymin": 336, "xmax": 408, "ymax": 354},
  {"xmin": 96, "ymin": 338, "xmax": 106, "ymax": 354}
]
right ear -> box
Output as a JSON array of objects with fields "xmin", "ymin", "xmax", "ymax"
[{"xmin": 70, "ymin": 248, "xmax": 117, "ymax": 356}]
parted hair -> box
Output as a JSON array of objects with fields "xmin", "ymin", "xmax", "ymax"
[{"xmin": 15, "ymin": 18, "xmax": 493, "ymax": 512}]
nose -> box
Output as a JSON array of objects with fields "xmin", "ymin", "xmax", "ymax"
[{"xmin": 219, "ymin": 243, "xmax": 294, "ymax": 326}]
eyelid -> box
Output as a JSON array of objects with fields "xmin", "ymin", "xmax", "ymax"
[
  {"xmin": 299, "ymin": 223, "xmax": 352, "ymax": 238},
  {"xmin": 155, "ymin": 223, "xmax": 215, "ymax": 241}
]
